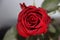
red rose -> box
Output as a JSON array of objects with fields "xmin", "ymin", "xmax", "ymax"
[{"xmin": 16, "ymin": 3, "xmax": 51, "ymax": 38}]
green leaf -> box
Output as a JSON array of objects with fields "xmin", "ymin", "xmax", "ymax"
[
  {"xmin": 42, "ymin": 0, "xmax": 60, "ymax": 13},
  {"xmin": 48, "ymin": 24, "xmax": 56, "ymax": 33},
  {"xmin": 3, "ymin": 26, "xmax": 17, "ymax": 40},
  {"xmin": 51, "ymin": 19, "xmax": 60, "ymax": 33},
  {"xmin": 58, "ymin": 6, "xmax": 60, "ymax": 12}
]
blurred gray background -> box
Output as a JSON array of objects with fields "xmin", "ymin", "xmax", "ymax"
[{"xmin": 0, "ymin": 0, "xmax": 60, "ymax": 28}]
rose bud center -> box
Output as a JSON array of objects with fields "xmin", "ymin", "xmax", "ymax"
[{"xmin": 26, "ymin": 13, "xmax": 41, "ymax": 30}]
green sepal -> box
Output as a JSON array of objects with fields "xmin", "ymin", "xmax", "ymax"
[{"xmin": 48, "ymin": 24, "xmax": 56, "ymax": 33}]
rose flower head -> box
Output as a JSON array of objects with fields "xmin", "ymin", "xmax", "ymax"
[{"xmin": 16, "ymin": 3, "xmax": 51, "ymax": 38}]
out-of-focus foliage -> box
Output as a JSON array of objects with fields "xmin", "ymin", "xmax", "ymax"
[{"xmin": 42, "ymin": 0, "xmax": 60, "ymax": 13}]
